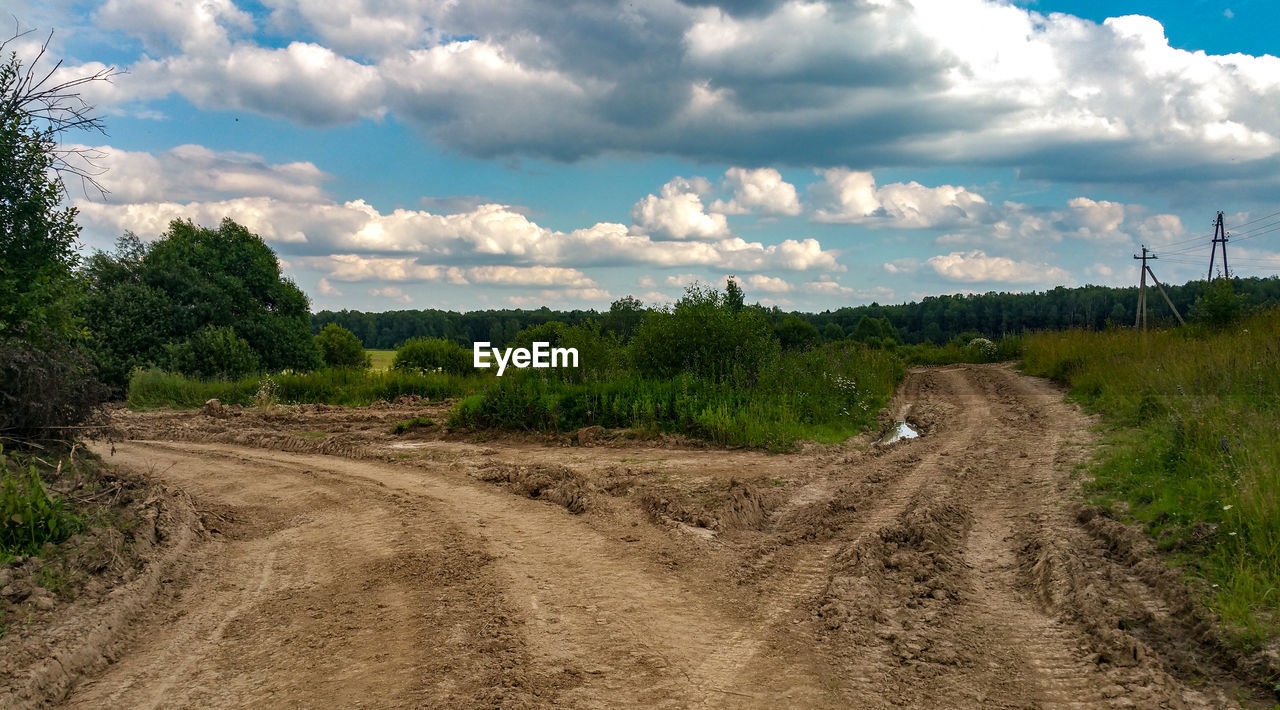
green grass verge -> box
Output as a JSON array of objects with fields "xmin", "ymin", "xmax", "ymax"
[{"xmin": 1021, "ymin": 310, "xmax": 1280, "ymax": 653}]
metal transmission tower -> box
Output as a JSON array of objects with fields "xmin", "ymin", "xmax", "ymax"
[
  {"xmin": 1207, "ymin": 211, "xmax": 1230, "ymax": 280},
  {"xmin": 1134, "ymin": 245, "xmax": 1185, "ymax": 330}
]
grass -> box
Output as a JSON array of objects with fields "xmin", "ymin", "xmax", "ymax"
[
  {"xmin": 450, "ymin": 342, "xmax": 903, "ymax": 450},
  {"xmin": 127, "ymin": 367, "xmax": 484, "ymax": 409},
  {"xmin": 391, "ymin": 416, "xmax": 434, "ymax": 435},
  {"xmin": 1021, "ymin": 309, "xmax": 1280, "ymax": 653},
  {"xmin": 367, "ymin": 349, "xmax": 396, "ymax": 371}
]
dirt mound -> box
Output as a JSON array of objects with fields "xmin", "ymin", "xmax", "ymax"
[
  {"xmin": 637, "ymin": 478, "xmax": 769, "ymax": 532},
  {"xmin": 474, "ymin": 463, "xmax": 594, "ymax": 514}
]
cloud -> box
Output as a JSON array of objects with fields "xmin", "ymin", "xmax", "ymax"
[
  {"xmin": 57, "ymin": 0, "xmax": 1280, "ymax": 184},
  {"xmin": 664, "ymin": 273, "xmax": 702, "ymax": 287},
  {"xmin": 369, "ymin": 286, "xmax": 412, "ymax": 303},
  {"xmin": 710, "ymin": 167, "xmax": 801, "ymax": 216},
  {"xmin": 316, "ymin": 277, "xmax": 342, "ymax": 296},
  {"xmin": 630, "ymin": 177, "xmax": 729, "ymax": 240},
  {"xmin": 883, "ymin": 257, "xmax": 921, "ymax": 274},
  {"xmin": 296, "ymin": 256, "xmax": 599, "ymax": 288},
  {"xmin": 506, "ymin": 287, "xmax": 612, "ymax": 307},
  {"xmin": 637, "ymin": 275, "xmax": 657, "ymax": 288},
  {"xmin": 731, "ymin": 273, "xmax": 792, "ymax": 293},
  {"xmin": 810, "ymin": 169, "xmax": 988, "ymax": 228},
  {"xmin": 928, "ymin": 250, "xmax": 1073, "ymax": 284},
  {"xmin": 801, "ymin": 280, "xmax": 854, "ymax": 296},
  {"xmin": 73, "ymin": 150, "xmax": 843, "ymax": 274},
  {"xmin": 82, "ymin": 143, "xmax": 330, "ymax": 203}
]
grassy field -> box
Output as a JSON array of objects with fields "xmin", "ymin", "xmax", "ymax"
[
  {"xmin": 1021, "ymin": 308, "xmax": 1280, "ymax": 653},
  {"xmin": 367, "ymin": 349, "xmax": 396, "ymax": 371},
  {"xmin": 127, "ymin": 368, "xmax": 483, "ymax": 409}
]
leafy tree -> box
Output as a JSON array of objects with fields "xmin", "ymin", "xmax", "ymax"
[
  {"xmin": 822, "ymin": 322, "xmax": 845, "ymax": 341},
  {"xmin": 0, "ymin": 54, "xmax": 81, "ymax": 340},
  {"xmin": 0, "ymin": 32, "xmax": 114, "ymax": 437},
  {"xmin": 165, "ymin": 325, "xmax": 260, "ymax": 380},
  {"xmin": 507, "ymin": 320, "xmax": 621, "ymax": 383},
  {"xmin": 774, "ymin": 316, "xmax": 820, "ymax": 351},
  {"xmin": 724, "ymin": 276, "xmax": 745, "ymax": 314},
  {"xmin": 603, "ymin": 296, "xmax": 645, "ymax": 342},
  {"xmin": 315, "ymin": 323, "xmax": 371, "ymax": 370},
  {"xmin": 83, "ymin": 218, "xmax": 323, "ymax": 385},
  {"xmin": 630, "ymin": 283, "xmax": 779, "ymax": 385},
  {"xmin": 394, "ymin": 337, "xmax": 470, "ymax": 375},
  {"xmin": 1190, "ymin": 278, "xmax": 1245, "ymax": 329}
]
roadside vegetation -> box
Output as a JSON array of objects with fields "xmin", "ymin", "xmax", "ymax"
[{"xmin": 1022, "ymin": 300, "xmax": 1280, "ymax": 655}]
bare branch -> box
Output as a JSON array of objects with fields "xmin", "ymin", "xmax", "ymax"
[{"xmin": 2, "ymin": 25, "xmax": 121, "ymax": 197}]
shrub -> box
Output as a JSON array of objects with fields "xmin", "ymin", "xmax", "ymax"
[
  {"xmin": 629, "ymin": 283, "xmax": 779, "ymax": 385},
  {"xmin": 314, "ymin": 323, "xmax": 371, "ymax": 370},
  {"xmin": 165, "ymin": 325, "xmax": 260, "ymax": 380},
  {"xmin": 393, "ymin": 337, "xmax": 470, "ymax": 375},
  {"xmin": 0, "ymin": 336, "xmax": 106, "ymax": 440},
  {"xmin": 0, "ymin": 448, "xmax": 83, "ymax": 557}
]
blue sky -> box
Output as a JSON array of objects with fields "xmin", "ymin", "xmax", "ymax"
[{"xmin": 15, "ymin": 0, "xmax": 1280, "ymax": 312}]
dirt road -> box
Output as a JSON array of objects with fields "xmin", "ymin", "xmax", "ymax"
[{"xmin": 51, "ymin": 364, "xmax": 1252, "ymax": 708}]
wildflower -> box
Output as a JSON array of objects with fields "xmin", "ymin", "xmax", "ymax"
[{"xmin": 1222, "ymin": 504, "xmax": 1232, "ymax": 511}]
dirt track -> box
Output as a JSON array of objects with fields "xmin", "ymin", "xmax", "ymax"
[{"xmin": 44, "ymin": 364, "xmax": 1256, "ymax": 708}]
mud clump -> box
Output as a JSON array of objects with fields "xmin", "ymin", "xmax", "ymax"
[
  {"xmin": 637, "ymin": 478, "xmax": 768, "ymax": 532},
  {"xmin": 818, "ymin": 497, "xmax": 972, "ymax": 636},
  {"xmin": 201, "ymin": 398, "xmax": 229, "ymax": 418},
  {"xmin": 476, "ymin": 464, "xmax": 593, "ymax": 514}
]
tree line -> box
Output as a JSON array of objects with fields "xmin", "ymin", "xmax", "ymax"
[{"xmin": 315, "ymin": 276, "xmax": 1280, "ymax": 351}]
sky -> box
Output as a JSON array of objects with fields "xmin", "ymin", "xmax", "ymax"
[{"xmin": 12, "ymin": 0, "xmax": 1280, "ymax": 312}]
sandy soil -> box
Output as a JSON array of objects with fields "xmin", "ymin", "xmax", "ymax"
[{"xmin": 11, "ymin": 364, "xmax": 1264, "ymax": 708}]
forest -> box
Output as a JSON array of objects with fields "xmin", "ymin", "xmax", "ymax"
[{"xmin": 314, "ymin": 276, "xmax": 1280, "ymax": 349}]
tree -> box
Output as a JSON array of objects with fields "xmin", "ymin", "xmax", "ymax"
[
  {"xmin": 603, "ymin": 296, "xmax": 645, "ymax": 342},
  {"xmin": 83, "ymin": 218, "xmax": 323, "ymax": 384},
  {"xmin": 315, "ymin": 323, "xmax": 371, "ymax": 370},
  {"xmin": 165, "ymin": 325, "xmax": 260, "ymax": 380},
  {"xmin": 0, "ymin": 31, "xmax": 114, "ymax": 437},
  {"xmin": 822, "ymin": 322, "xmax": 845, "ymax": 341},
  {"xmin": 630, "ymin": 283, "xmax": 778, "ymax": 385},
  {"xmin": 774, "ymin": 316, "xmax": 820, "ymax": 351}
]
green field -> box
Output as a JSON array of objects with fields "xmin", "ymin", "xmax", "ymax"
[{"xmin": 367, "ymin": 349, "xmax": 396, "ymax": 371}]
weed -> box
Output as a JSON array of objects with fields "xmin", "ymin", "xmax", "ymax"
[
  {"xmin": 391, "ymin": 416, "xmax": 434, "ymax": 435},
  {"xmin": 0, "ymin": 448, "xmax": 83, "ymax": 557},
  {"xmin": 1022, "ymin": 307, "xmax": 1280, "ymax": 653}
]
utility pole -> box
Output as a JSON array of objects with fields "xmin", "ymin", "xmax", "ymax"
[
  {"xmin": 1208, "ymin": 211, "xmax": 1230, "ymax": 281},
  {"xmin": 1135, "ymin": 246, "xmax": 1150, "ymax": 330},
  {"xmin": 1133, "ymin": 245, "xmax": 1185, "ymax": 329}
]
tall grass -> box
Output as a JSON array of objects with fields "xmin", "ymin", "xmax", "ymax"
[
  {"xmin": 1022, "ymin": 310, "xmax": 1280, "ymax": 650},
  {"xmin": 127, "ymin": 367, "xmax": 484, "ymax": 409},
  {"xmin": 451, "ymin": 342, "xmax": 903, "ymax": 449}
]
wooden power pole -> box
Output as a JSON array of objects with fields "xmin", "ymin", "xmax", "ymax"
[
  {"xmin": 1208, "ymin": 211, "xmax": 1230, "ymax": 281},
  {"xmin": 1134, "ymin": 245, "xmax": 1185, "ymax": 330}
]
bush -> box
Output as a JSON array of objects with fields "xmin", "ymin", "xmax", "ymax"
[
  {"xmin": 1, "ymin": 448, "xmax": 83, "ymax": 557},
  {"xmin": 165, "ymin": 325, "xmax": 260, "ymax": 380},
  {"xmin": 314, "ymin": 323, "xmax": 371, "ymax": 370},
  {"xmin": 506, "ymin": 321, "xmax": 622, "ymax": 383},
  {"xmin": 629, "ymin": 283, "xmax": 779, "ymax": 385},
  {"xmin": 0, "ymin": 336, "xmax": 106, "ymax": 440},
  {"xmin": 393, "ymin": 337, "xmax": 470, "ymax": 375}
]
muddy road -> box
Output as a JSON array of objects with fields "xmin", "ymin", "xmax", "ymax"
[{"xmin": 41, "ymin": 365, "xmax": 1255, "ymax": 708}]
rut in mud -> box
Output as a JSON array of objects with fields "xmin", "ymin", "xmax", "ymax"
[{"xmin": 13, "ymin": 364, "xmax": 1262, "ymax": 709}]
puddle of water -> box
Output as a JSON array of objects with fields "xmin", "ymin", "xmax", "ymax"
[{"xmin": 879, "ymin": 421, "xmax": 919, "ymax": 446}]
